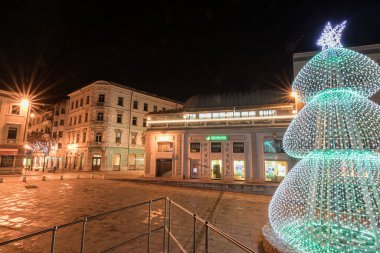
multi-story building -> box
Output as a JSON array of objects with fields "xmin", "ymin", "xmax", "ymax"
[
  {"xmin": 65, "ymin": 80, "xmax": 182, "ymax": 171},
  {"xmin": 144, "ymin": 90, "xmax": 297, "ymax": 183},
  {"xmin": 0, "ymin": 90, "xmax": 29, "ymax": 174},
  {"xmin": 50, "ymin": 100, "xmax": 69, "ymax": 170}
]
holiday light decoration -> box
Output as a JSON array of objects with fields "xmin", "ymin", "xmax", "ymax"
[{"xmin": 269, "ymin": 21, "xmax": 380, "ymax": 253}]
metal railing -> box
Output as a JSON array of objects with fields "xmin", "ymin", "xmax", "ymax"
[{"xmin": 0, "ymin": 197, "xmax": 255, "ymax": 253}]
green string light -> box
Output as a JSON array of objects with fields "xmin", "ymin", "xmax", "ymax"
[{"xmin": 269, "ymin": 22, "xmax": 380, "ymax": 253}]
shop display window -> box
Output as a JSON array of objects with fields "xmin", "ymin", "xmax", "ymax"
[
  {"xmin": 233, "ymin": 160, "xmax": 245, "ymax": 180},
  {"xmin": 265, "ymin": 160, "xmax": 287, "ymax": 182},
  {"xmin": 157, "ymin": 142, "xmax": 173, "ymax": 152}
]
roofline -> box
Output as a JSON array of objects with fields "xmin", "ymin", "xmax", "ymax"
[
  {"xmin": 147, "ymin": 102, "xmax": 295, "ymax": 116},
  {"xmin": 293, "ymin": 43, "xmax": 380, "ymax": 61},
  {"xmin": 68, "ymin": 80, "xmax": 183, "ymax": 105}
]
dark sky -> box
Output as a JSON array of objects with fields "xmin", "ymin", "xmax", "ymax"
[{"xmin": 0, "ymin": 0, "xmax": 379, "ymax": 103}]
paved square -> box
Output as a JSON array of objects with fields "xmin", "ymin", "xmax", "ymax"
[{"xmin": 0, "ymin": 178, "xmax": 270, "ymax": 252}]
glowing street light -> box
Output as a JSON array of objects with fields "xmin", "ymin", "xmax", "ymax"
[{"xmin": 20, "ymin": 98, "xmax": 30, "ymax": 108}]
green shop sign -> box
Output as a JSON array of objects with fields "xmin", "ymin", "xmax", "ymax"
[{"xmin": 205, "ymin": 135, "xmax": 229, "ymax": 141}]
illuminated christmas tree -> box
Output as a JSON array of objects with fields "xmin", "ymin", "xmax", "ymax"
[{"xmin": 269, "ymin": 22, "xmax": 380, "ymax": 252}]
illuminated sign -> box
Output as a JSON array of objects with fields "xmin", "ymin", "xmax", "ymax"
[
  {"xmin": 205, "ymin": 135, "xmax": 228, "ymax": 141},
  {"xmin": 156, "ymin": 135, "xmax": 174, "ymax": 142}
]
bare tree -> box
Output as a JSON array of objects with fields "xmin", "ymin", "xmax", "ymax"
[{"xmin": 27, "ymin": 131, "xmax": 57, "ymax": 172}]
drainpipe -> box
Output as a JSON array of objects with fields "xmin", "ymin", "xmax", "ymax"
[{"xmin": 126, "ymin": 90, "xmax": 134, "ymax": 170}]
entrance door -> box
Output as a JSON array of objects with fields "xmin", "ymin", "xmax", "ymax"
[
  {"xmin": 156, "ymin": 159, "xmax": 172, "ymax": 177},
  {"xmin": 190, "ymin": 159, "xmax": 200, "ymax": 179},
  {"xmin": 92, "ymin": 155, "xmax": 101, "ymax": 171},
  {"xmin": 211, "ymin": 160, "xmax": 222, "ymax": 179}
]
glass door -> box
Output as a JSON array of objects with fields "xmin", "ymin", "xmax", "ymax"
[{"xmin": 211, "ymin": 160, "xmax": 222, "ymax": 179}]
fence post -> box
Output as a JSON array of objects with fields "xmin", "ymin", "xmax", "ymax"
[
  {"xmin": 163, "ymin": 197, "xmax": 167, "ymax": 253},
  {"xmin": 167, "ymin": 200, "xmax": 172, "ymax": 253},
  {"xmin": 205, "ymin": 221, "xmax": 209, "ymax": 253},
  {"xmin": 51, "ymin": 226, "xmax": 57, "ymax": 253},
  {"xmin": 148, "ymin": 200, "xmax": 152, "ymax": 253},
  {"xmin": 80, "ymin": 217, "xmax": 88, "ymax": 253},
  {"xmin": 193, "ymin": 214, "xmax": 197, "ymax": 253}
]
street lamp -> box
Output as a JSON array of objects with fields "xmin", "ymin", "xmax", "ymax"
[{"xmin": 21, "ymin": 98, "xmax": 31, "ymax": 174}]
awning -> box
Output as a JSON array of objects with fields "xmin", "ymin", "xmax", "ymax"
[{"xmin": 0, "ymin": 148, "xmax": 19, "ymax": 156}]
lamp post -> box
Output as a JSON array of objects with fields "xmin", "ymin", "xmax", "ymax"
[{"xmin": 20, "ymin": 98, "xmax": 31, "ymax": 175}]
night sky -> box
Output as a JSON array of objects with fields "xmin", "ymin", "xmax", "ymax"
[{"xmin": 0, "ymin": 0, "xmax": 379, "ymax": 103}]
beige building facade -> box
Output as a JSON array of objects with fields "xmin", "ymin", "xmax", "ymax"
[
  {"xmin": 65, "ymin": 80, "xmax": 182, "ymax": 172},
  {"xmin": 0, "ymin": 90, "xmax": 29, "ymax": 174}
]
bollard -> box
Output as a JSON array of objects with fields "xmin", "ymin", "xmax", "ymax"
[
  {"xmin": 77, "ymin": 174, "xmax": 80, "ymax": 179},
  {"xmin": 42, "ymin": 176, "xmax": 46, "ymax": 181},
  {"xmin": 0, "ymin": 178, "xmax": 3, "ymax": 183},
  {"xmin": 102, "ymin": 175, "xmax": 105, "ymax": 179},
  {"xmin": 90, "ymin": 174, "xmax": 93, "ymax": 179},
  {"xmin": 60, "ymin": 175, "xmax": 63, "ymax": 180},
  {"xmin": 23, "ymin": 176, "xmax": 26, "ymax": 182}
]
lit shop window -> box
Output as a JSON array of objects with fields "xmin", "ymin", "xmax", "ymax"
[
  {"xmin": 190, "ymin": 142, "xmax": 200, "ymax": 152},
  {"xmin": 265, "ymin": 161, "xmax": 287, "ymax": 182},
  {"xmin": 264, "ymin": 139, "xmax": 285, "ymax": 153},
  {"xmin": 211, "ymin": 160, "xmax": 222, "ymax": 179},
  {"xmin": 234, "ymin": 160, "xmax": 245, "ymax": 180},
  {"xmin": 183, "ymin": 114, "xmax": 196, "ymax": 119},
  {"xmin": 157, "ymin": 142, "xmax": 173, "ymax": 152},
  {"xmin": 259, "ymin": 110, "xmax": 276, "ymax": 117},
  {"xmin": 199, "ymin": 113, "xmax": 212, "ymax": 119}
]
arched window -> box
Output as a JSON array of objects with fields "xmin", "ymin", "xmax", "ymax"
[{"xmin": 95, "ymin": 132, "xmax": 102, "ymax": 143}]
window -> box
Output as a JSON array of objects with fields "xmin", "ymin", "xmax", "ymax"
[
  {"xmin": 0, "ymin": 156, "xmax": 14, "ymax": 167},
  {"xmin": 55, "ymin": 110, "xmax": 59, "ymax": 116},
  {"xmin": 98, "ymin": 94, "xmax": 105, "ymax": 103},
  {"xmin": 71, "ymin": 102, "xmax": 74, "ymax": 109},
  {"xmin": 60, "ymin": 108, "xmax": 65, "ymax": 114},
  {"xmin": 265, "ymin": 161, "xmax": 287, "ymax": 182},
  {"xmin": 75, "ymin": 100, "xmax": 78, "ymax": 108},
  {"xmin": 58, "ymin": 131, "xmax": 63, "ymax": 138},
  {"xmin": 117, "ymin": 114, "xmax": 122, "ymax": 123},
  {"xmin": 190, "ymin": 143, "xmax": 200, "ymax": 152},
  {"xmin": 59, "ymin": 119, "xmax": 64, "ymax": 126},
  {"xmin": 97, "ymin": 112, "xmax": 104, "ymax": 121},
  {"xmin": 118, "ymin": 97, "xmax": 124, "ymax": 106},
  {"xmin": 7, "ymin": 127, "xmax": 17, "ymax": 139},
  {"xmin": 52, "ymin": 132, "xmax": 57, "ymax": 138},
  {"xmin": 95, "ymin": 132, "xmax": 102, "ymax": 143},
  {"xmin": 131, "ymin": 131, "xmax": 138, "ymax": 145},
  {"xmin": 157, "ymin": 142, "xmax": 173, "ymax": 152},
  {"xmin": 264, "ymin": 139, "xmax": 284, "ymax": 153},
  {"xmin": 143, "ymin": 119, "xmax": 147, "ymax": 127},
  {"xmin": 11, "ymin": 105, "xmax": 20, "ymax": 115},
  {"xmin": 74, "ymin": 116, "xmax": 77, "ymax": 125},
  {"xmin": 85, "ymin": 112, "xmax": 88, "ymax": 122},
  {"xmin": 78, "ymin": 115, "xmax": 82, "ymax": 124},
  {"xmin": 115, "ymin": 132, "xmax": 121, "ymax": 143},
  {"xmin": 86, "ymin": 96, "xmax": 90, "ymax": 104},
  {"xmin": 54, "ymin": 121, "xmax": 58, "ymax": 127},
  {"xmin": 80, "ymin": 98, "xmax": 83, "ymax": 106},
  {"xmin": 144, "ymin": 103, "xmax": 148, "ymax": 111},
  {"xmin": 133, "ymin": 100, "xmax": 138, "ymax": 109},
  {"xmin": 76, "ymin": 134, "xmax": 80, "ymax": 143},
  {"xmin": 153, "ymin": 106, "xmax": 157, "ymax": 112},
  {"xmin": 211, "ymin": 143, "xmax": 221, "ymax": 153},
  {"xmin": 83, "ymin": 131, "xmax": 87, "ymax": 143},
  {"xmin": 69, "ymin": 117, "xmax": 72, "ymax": 126},
  {"xmin": 163, "ymin": 107, "xmax": 166, "ymax": 111},
  {"xmin": 58, "ymin": 143, "xmax": 62, "ymax": 149},
  {"xmin": 233, "ymin": 142, "xmax": 244, "ymax": 153},
  {"xmin": 132, "ymin": 117, "xmax": 137, "ymax": 126}
]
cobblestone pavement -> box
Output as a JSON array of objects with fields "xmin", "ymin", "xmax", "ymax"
[{"xmin": 0, "ymin": 178, "xmax": 270, "ymax": 253}]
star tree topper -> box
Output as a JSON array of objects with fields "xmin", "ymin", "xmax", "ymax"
[{"xmin": 317, "ymin": 21, "xmax": 347, "ymax": 50}]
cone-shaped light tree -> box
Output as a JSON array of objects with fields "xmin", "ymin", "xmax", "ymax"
[{"xmin": 269, "ymin": 22, "xmax": 380, "ymax": 252}]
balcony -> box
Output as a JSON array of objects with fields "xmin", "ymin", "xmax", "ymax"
[{"xmin": 88, "ymin": 141, "xmax": 105, "ymax": 148}]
